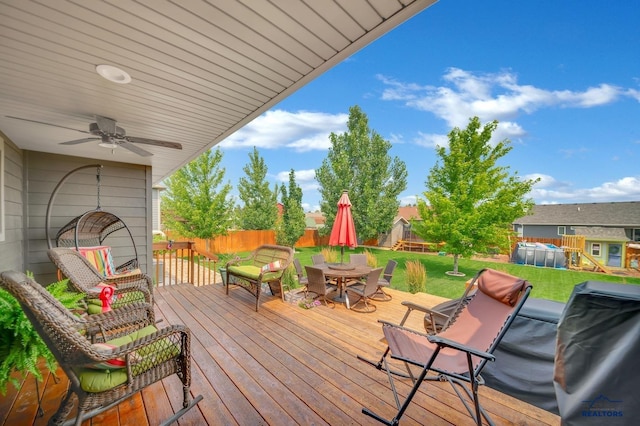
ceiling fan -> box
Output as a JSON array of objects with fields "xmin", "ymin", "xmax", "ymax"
[{"xmin": 5, "ymin": 115, "xmax": 182, "ymax": 157}]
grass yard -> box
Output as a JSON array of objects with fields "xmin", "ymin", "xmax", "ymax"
[{"xmin": 289, "ymin": 246, "xmax": 640, "ymax": 303}]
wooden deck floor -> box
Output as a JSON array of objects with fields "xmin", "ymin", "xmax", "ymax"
[{"xmin": 1, "ymin": 283, "xmax": 560, "ymax": 425}]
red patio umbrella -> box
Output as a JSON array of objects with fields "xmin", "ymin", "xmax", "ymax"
[{"xmin": 329, "ymin": 191, "xmax": 357, "ymax": 264}]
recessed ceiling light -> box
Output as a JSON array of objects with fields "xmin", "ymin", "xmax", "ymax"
[{"xmin": 96, "ymin": 64, "xmax": 132, "ymax": 84}]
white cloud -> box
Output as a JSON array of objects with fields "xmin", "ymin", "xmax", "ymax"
[
  {"xmin": 388, "ymin": 133, "xmax": 405, "ymax": 144},
  {"xmin": 523, "ymin": 173, "xmax": 568, "ymax": 188},
  {"xmin": 626, "ymin": 88, "xmax": 640, "ymax": 102},
  {"xmin": 528, "ymin": 175, "xmax": 640, "ymax": 203},
  {"xmin": 378, "ymin": 68, "xmax": 630, "ymax": 130},
  {"xmin": 220, "ymin": 109, "xmax": 347, "ymax": 152},
  {"xmin": 400, "ymin": 194, "xmax": 417, "ymax": 206},
  {"xmin": 413, "ymin": 132, "xmax": 448, "ymax": 148},
  {"xmin": 275, "ymin": 168, "xmax": 318, "ymax": 192}
]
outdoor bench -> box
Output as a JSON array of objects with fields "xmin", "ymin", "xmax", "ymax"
[{"xmin": 225, "ymin": 244, "xmax": 294, "ymax": 311}]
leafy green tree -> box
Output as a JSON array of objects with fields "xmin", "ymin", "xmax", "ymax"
[
  {"xmin": 316, "ymin": 105, "xmax": 408, "ymax": 242},
  {"xmin": 162, "ymin": 149, "xmax": 234, "ymax": 240},
  {"xmin": 275, "ymin": 170, "xmax": 306, "ymax": 248},
  {"xmin": 413, "ymin": 117, "xmax": 539, "ymax": 275},
  {"xmin": 237, "ymin": 147, "xmax": 279, "ymax": 230}
]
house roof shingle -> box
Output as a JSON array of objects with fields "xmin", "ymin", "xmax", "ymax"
[{"xmin": 514, "ymin": 202, "xmax": 640, "ymax": 227}]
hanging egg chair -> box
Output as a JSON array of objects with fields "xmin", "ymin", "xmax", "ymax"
[{"xmin": 46, "ymin": 164, "xmax": 139, "ymax": 274}]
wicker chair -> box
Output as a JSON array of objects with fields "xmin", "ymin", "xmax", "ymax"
[
  {"xmin": 0, "ymin": 270, "xmax": 202, "ymax": 426},
  {"xmin": 371, "ymin": 259, "xmax": 397, "ymax": 301},
  {"xmin": 304, "ymin": 266, "xmax": 338, "ymax": 307},
  {"xmin": 344, "ymin": 267, "xmax": 383, "ymax": 313},
  {"xmin": 48, "ymin": 247, "xmax": 154, "ymax": 316},
  {"xmin": 293, "ymin": 258, "xmax": 309, "ymax": 287},
  {"xmin": 349, "ymin": 253, "xmax": 368, "ymax": 265}
]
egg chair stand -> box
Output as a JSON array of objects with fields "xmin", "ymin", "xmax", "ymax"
[{"xmin": 45, "ymin": 164, "xmax": 139, "ymax": 273}]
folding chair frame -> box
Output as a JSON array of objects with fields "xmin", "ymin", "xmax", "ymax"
[{"xmin": 358, "ymin": 269, "xmax": 532, "ymax": 426}]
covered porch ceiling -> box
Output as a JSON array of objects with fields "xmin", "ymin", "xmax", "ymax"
[{"xmin": 0, "ymin": 0, "xmax": 437, "ymax": 184}]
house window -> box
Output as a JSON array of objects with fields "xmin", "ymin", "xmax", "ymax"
[
  {"xmin": 514, "ymin": 224, "xmax": 523, "ymax": 237},
  {"xmin": 557, "ymin": 226, "xmax": 566, "ymax": 236},
  {"xmin": 591, "ymin": 243, "xmax": 601, "ymax": 257},
  {"xmin": 633, "ymin": 229, "xmax": 640, "ymax": 242},
  {"xmin": 0, "ymin": 138, "xmax": 4, "ymax": 242}
]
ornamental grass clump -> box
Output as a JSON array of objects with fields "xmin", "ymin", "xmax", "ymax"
[
  {"xmin": 321, "ymin": 247, "xmax": 338, "ymax": 263},
  {"xmin": 364, "ymin": 249, "xmax": 378, "ymax": 267},
  {"xmin": 405, "ymin": 260, "xmax": 427, "ymax": 294},
  {"xmin": 281, "ymin": 263, "xmax": 298, "ymax": 289},
  {"xmin": 0, "ymin": 275, "xmax": 85, "ymax": 395}
]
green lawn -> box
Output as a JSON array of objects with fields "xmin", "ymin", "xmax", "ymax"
[{"xmin": 289, "ymin": 246, "xmax": 640, "ymax": 303}]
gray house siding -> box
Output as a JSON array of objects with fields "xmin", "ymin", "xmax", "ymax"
[
  {"xmin": 23, "ymin": 152, "xmax": 151, "ymax": 284},
  {"xmin": 0, "ymin": 135, "xmax": 24, "ymax": 273},
  {"xmin": 521, "ymin": 224, "xmax": 576, "ymax": 239}
]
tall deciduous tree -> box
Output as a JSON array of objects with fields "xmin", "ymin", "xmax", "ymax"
[
  {"xmin": 413, "ymin": 117, "xmax": 539, "ymax": 275},
  {"xmin": 162, "ymin": 149, "xmax": 234, "ymax": 240},
  {"xmin": 315, "ymin": 105, "xmax": 407, "ymax": 242},
  {"xmin": 237, "ymin": 147, "xmax": 279, "ymax": 230},
  {"xmin": 275, "ymin": 170, "xmax": 306, "ymax": 248}
]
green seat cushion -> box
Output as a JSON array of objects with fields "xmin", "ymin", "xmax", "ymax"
[
  {"xmin": 106, "ymin": 325, "xmax": 158, "ymax": 347},
  {"xmin": 78, "ymin": 325, "xmax": 169, "ymax": 393},
  {"xmin": 227, "ymin": 265, "xmax": 280, "ymax": 282},
  {"xmin": 77, "ymin": 368, "xmax": 129, "ymax": 393}
]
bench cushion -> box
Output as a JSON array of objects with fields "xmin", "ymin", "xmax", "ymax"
[{"xmin": 228, "ymin": 265, "xmax": 281, "ymax": 282}]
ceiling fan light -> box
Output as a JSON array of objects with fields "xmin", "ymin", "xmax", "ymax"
[
  {"xmin": 96, "ymin": 64, "xmax": 132, "ymax": 84},
  {"xmin": 98, "ymin": 141, "xmax": 119, "ymax": 149}
]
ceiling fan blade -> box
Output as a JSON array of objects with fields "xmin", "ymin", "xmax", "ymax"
[
  {"xmin": 5, "ymin": 116, "xmax": 90, "ymax": 134},
  {"xmin": 60, "ymin": 137, "xmax": 100, "ymax": 145},
  {"xmin": 127, "ymin": 136, "xmax": 182, "ymax": 150},
  {"xmin": 120, "ymin": 141, "xmax": 153, "ymax": 157},
  {"xmin": 95, "ymin": 115, "xmax": 117, "ymax": 134}
]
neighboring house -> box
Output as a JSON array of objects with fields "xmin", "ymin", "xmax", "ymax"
[
  {"xmin": 379, "ymin": 206, "xmax": 420, "ymax": 248},
  {"xmin": 0, "ymin": 2, "xmax": 433, "ymax": 283},
  {"xmin": 304, "ymin": 212, "xmax": 326, "ymax": 230},
  {"xmin": 513, "ymin": 202, "xmax": 640, "ymax": 269}
]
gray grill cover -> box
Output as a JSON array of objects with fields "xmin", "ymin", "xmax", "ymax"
[
  {"xmin": 483, "ymin": 298, "xmax": 564, "ymax": 414},
  {"xmin": 554, "ymin": 281, "xmax": 640, "ymax": 425}
]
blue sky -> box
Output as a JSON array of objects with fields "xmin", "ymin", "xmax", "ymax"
[{"xmin": 219, "ymin": 0, "xmax": 640, "ymax": 212}]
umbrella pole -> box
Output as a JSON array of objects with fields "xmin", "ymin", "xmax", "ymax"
[{"xmin": 340, "ymin": 246, "xmax": 345, "ymax": 264}]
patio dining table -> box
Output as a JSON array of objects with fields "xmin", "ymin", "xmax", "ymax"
[{"xmin": 317, "ymin": 263, "xmax": 371, "ymax": 303}]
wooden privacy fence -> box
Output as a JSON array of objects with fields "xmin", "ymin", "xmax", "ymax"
[{"xmin": 166, "ymin": 229, "xmax": 330, "ymax": 255}]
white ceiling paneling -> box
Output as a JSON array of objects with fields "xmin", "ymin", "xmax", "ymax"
[{"xmin": 0, "ymin": 0, "xmax": 437, "ymax": 184}]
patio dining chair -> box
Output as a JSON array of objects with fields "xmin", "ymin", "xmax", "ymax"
[
  {"xmin": 304, "ymin": 266, "xmax": 338, "ymax": 307},
  {"xmin": 293, "ymin": 258, "xmax": 309, "ymax": 287},
  {"xmin": 349, "ymin": 253, "xmax": 368, "ymax": 265},
  {"xmin": 48, "ymin": 247, "xmax": 154, "ymax": 317},
  {"xmin": 371, "ymin": 259, "xmax": 397, "ymax": 301},
  {"xmin": 357, "ymin": 268, "xmax": 532, "ymax": 425},
  {"xmin": 345, "ymin": 267, "xmax": 383, "ymax": 312},
  {"xmin": 0, "ymin": 270, "xmax": 202, "ymax": 426},
  {"xmin": 311, "ymin": 254, "xmax": 326, "ymax": 265}
]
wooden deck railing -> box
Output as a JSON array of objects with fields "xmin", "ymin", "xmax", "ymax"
[{"xmin": 152, "ymin": 241, "xmax": 218, "ymax": 287}]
